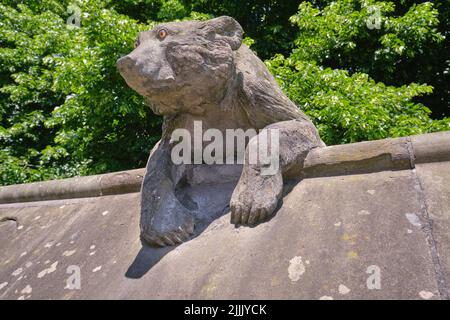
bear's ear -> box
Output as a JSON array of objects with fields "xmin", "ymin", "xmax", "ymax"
[{"xmin": 204, "ymin": 16, "xmax": 243, "ymax": 50}]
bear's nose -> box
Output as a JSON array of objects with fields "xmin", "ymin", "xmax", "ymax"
[{"xmin": 117, "ymin": 55, "xmax": 136, "ymax": 74}]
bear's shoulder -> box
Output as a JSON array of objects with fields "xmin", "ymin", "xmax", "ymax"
[{"xmin": 234, "ymin": 45, "xmax": 308, "ymax": 128}]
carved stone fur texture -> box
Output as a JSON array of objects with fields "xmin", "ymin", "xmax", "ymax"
[{"xmin": 117, "ymin": 16, "xmax": 325, "ymax": 247}]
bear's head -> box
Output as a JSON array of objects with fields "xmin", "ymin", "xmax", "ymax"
[{"xmin": 117, "ymin": 16, "xmax": 243, "ymax": 116}]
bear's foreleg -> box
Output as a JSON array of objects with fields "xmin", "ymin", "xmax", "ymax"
[
  {"xmin": 230, "ymin": 119, "xmax": 325, "ymax": 226},
  {"xmin": 140, "ymin": 139, "xmax": 196, "ymax": 247}
]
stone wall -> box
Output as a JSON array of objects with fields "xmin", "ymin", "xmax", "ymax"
[{"xmin": 0, "ymin": 131, "xmax": 449, "ymax": 299}]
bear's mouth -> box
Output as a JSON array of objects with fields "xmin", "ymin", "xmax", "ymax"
[{"xmin": 146, "ymin": 78, "xmax": 177, "ymax": 90}]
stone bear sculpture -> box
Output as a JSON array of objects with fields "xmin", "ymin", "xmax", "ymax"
[{"xmin": 117, "ymin": 16, "xmax": 325, "ymax": 247}]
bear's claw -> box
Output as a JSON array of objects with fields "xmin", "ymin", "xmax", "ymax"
[
  {"xmin": 230, "ymin": 169, "xmax": 283, "ymax": 226},
  {"xmin": 141, "ymin": 225, "xmax": 194, "ymax": 247}
]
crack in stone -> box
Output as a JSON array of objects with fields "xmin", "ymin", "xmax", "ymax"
[
  {"xmin": 0, "ymin": 216, "xmax": 18, "ymax": 228},
  {"xmin": 412, "ymin": 168, "xmax": 449, "ymax": 300}
]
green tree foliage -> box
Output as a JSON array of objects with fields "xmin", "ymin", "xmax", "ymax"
[
  {"xmin": 267, "ymin": 0, "xmax": 449, "ymax": 145},
  {"xmin": 287, "ymin": 0, "xmax": 450, "ymax": 118},
  {"xmin": 0, "ymin": 0, "xmax": 160, "ymax": 185},
  {"xmin": 0, "ymin": 0, "xmax": 449, "ymax": 186},
  {"xmin": 267, "ymin": 56, "xmax": 449, "ymax": 145}
]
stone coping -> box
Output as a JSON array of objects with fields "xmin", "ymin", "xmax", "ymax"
[{"xmin": 0, "ymin": 131, "xmax": 449, "ymax": 204}]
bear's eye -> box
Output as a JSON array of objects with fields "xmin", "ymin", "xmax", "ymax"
[
  {"xmin": 134, "ymin": 38, "xmax": 140, "ymax": 49},
  {"xmin": 157, "ymin": 29, "xmax": 168, "ymax": 40}
]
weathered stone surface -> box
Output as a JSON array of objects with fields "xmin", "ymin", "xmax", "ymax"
[
  {"xmin": 411, "ymin": 132, "xmax": 450, "ymax": 164},
  {"xmin": 415, "ymin": 161, "xmax": 450, "ymax": 298},
  {"xmin": 2, "ymin": 162, "xmax": 449, "ymax": 299},
  {"xmin": 303, "ymin": 137, "xmax": 413, "ymax": 178},
  {"xmin": 0, "ymin": 194, "xmax": 142, "ymax": 300},
  {"xmin": 0, "ymin": 169, "xmax": 144, "ymax": 204}
]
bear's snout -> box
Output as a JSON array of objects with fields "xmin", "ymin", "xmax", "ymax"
[
  {"xmin": 117, "ymin": 55, "xmax": 136, "ymax": 76},
  {"xmin": 117, "ymin": 55, "xmax": 147, "ymax": 94},
  {"xmin": 117, "ymin": 52, "xmax": 176, "ymax": 93}
]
